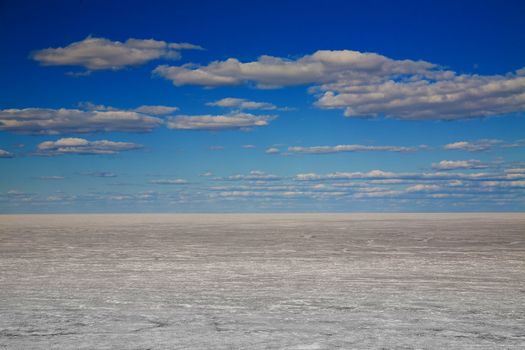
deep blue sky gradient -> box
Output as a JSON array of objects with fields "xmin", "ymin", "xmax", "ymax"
[{"xmin": 1, "ymin": 0, "xmax": 524, "ymax": 212}]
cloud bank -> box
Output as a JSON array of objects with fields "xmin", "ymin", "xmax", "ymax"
[{"xmin": 154, "ymin": 49, "xmax": 525, "ymax": 120}]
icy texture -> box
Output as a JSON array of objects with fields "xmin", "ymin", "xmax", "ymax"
[{"xmin": 0, "ymin": 213, "xmax": 524, "ymax": 349}]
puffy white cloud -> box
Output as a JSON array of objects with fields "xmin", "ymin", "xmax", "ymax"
[
  {"xmin": 444, "ymin": 139, "xmax": 503, "ymax": 152},
  {"xmin": 432, "ymin": 160, "xmax": 488, "ymax": 171},
  {"xmin": 149, "ymin": 179, "xmax": 188, "ymax": 185},
  {"xmin": 154, "ymin": 49, "xmax": 525, "ymax": 120},
  {"xmin": 287, "ymin": 144, "xmax": 420, "ymax": 154},
  {"xmin": 315, "ymin": 74, "xmax": 525, "ymax": 120},
  {"xmin": 207, "ymin": 97, "xmax": 277, "ymax": 110},
  {"xmin": 0, "ymin": 149, "xmax": 13, "ymax": 158},
  {"xmin": 0, "ymin": 107, "xmax": 163, "ymax": 134},
  {"xmin": 32, "ymin": 37, "xmax": 203, "ymax": 71},
  {"xmin": 242, "ymin": 144, "xmax": 256, "ymax": 149},
  {"xmin": 265, "ymin": 147, "xmax": 280, "ymax": 154},
  {"xmin": 37, "ymin": 138, "xmax": 142, "ymax": 155},
  {"xmin": 166, "ymin": 113, "xmax": 275, "ymax": 130},
  {"xmin": 154, "ymin": 50, "xmax": 434, "ymax": 88}
]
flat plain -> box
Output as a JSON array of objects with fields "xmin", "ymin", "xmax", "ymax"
[{"xmin": 0, "ymin": 213, "xmax": 524, "ymax": 349}]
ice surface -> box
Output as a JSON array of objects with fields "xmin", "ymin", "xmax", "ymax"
[{"xmin": 0, "ymin": 213, "xmax": 524, "ymax": 349}]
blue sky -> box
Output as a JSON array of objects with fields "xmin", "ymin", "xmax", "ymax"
[{"xmin": 1, "ymin": 0, "xmax": 524, "ymax": 213}]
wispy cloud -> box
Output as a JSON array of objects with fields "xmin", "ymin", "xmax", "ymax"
[
  {"xmin": 444, "ymin": 139, "xmax": 502, "ymax": 152},
  {"xmin": 36, "ymin": 138, "xmax": 143, "ymax": 156},
  {"xmin": 265, "ymin": 147, "xmax": 280, "ymax": 154},
  {"xmin": 37, "ymin": 176, "xmax": 65, "ymax": 180},
  {"xmin": 287, "ymin": 144, "xmax": 422, "ymax": 154},
  {"xmin": 432, "ymin": 160, "xmax": 488, "ymax": 171},
  {"xmin": 32, "ymin": 37, "xmax": 203, "ymax": 71},
  {"xmin": 405, "ymin": 184, "xmax": 441, "ymax": 192},
  {"xmin": 79, "ymin": 101, "xmax": 179, "ymax": 115},
  {"xmin": 220, "ymin": 170, "xmax": 282, "ymax": 181},
  {"xmin": 205, "ymin": 167, "xmax": 525, "ymax": 205},
  {"xmin": 207, "ymin": 97, "xmax": 282, "ymax": 110},
  {"xmin": 0, "ymin": 106, "xmax": 164, "ymax": 135},
  {"xmin": 166, "ymin": 113, "xmax": 275, "ymax": 131},
  {"xmin": 149, "ymin": 179, "xmax": 188, "ymax": 185},
  {"xmin": 81, "ymin": 171, "xmax": 117, "ymax": 178},
  {"xmin": 293, "ymin": 169, "xmax": 525, "ymax": 182}
]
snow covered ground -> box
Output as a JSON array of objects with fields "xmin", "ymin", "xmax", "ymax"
[{"xmin": 1, "ymin": 214, "xmax": 524, "ymax": 349}]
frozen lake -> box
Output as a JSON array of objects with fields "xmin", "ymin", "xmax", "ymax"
[{"xmin": 1, "ymin": 213, "xmax": 524, "ymax": 349}]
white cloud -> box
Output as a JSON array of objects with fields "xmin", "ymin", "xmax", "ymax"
[
  {"xmin": 432, "ymin": 160, "xmax": 488, "ymax": 171},
  {"xmin": 149, "ymin": 179, "xmax": 188, "ymax": 185},
  {"xmin": 506, "ymin": 168, "xmax": 525, "ymax": 174},
  {"xmin": 132, "ymin": 105, "xmax": 179, "ymax": 115},
  {"xmin": 32, "ymin": 37, "xmax": 203, "ymax": 71},
  {"xmin": 37, "ymin": 176, "xmax": 65, "ymax": 180},
  {"xmin": 154, "ymin": 50, "xmax": 434, "ymax": 88},
  {"xmin": 287, "ymin": 144, "xmax": 420, "ymax": 154},
  {"xmin": 166, "ymin": 113, "xmax": 275, "ymax": 131},
  {"xmin": 405, "ymin": 184, "xmax": 441, "ymax": 192},
  {"xmin": 0, "ymin": 149, "xmax": 13, "ymax": 158},
  {"xmin": 294, "ymin": 169, "xmax": 525, "ymax": 182},
  {"xmin": 81, "ymin": 171, "xmax": 117, "ymax": 178},
  {"xmin": 265, "ymin": 147, "xmax": 280, "ymax": 154},
  {"xmin": 444, "ymin": 139, "xmax": 504, "ymax": 152},
  {"xmin": 295, "ymin": 170, "xmax": 398, "ymax": 181},
  {"xmin": 480, "ymin": 180, "xmax": 525, "ymax": 188},
  {"xmin": 207, "ymin": 97, "xmax": 277, "ymax": 110},
  {"xmin": 0, "ymin": 107, "xmax": 163, "ymax": 134},
  {"xmin": 154, "ymin": 49, "xmax": 525, "ymax": 120},
  {"xmin": 315, "ymin": 74, "xmax": 525, "ymax": 120},
  {"xmin": 242, "ymin": 144, "xmax": 256, "ymax": 149},
  {"xmin": 210, "ymin": 190, "xmax": 346, "ymax": 199},
  {"xmin": 222, "ymin": 170, "xmax": 282, "ymax": 181},
  {"xmin": 37, "ymin": 138, "xmax": 142, "ymax": 155},
  {"xmin": 79, "ymin": 101, "xmax": 179, "ymax": 115},
  {"xmin": 354, "ymin": 189, "xmax": 402, "ymax": 198}
]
